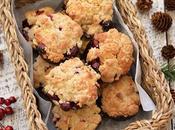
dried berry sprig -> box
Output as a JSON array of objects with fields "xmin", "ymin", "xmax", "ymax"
[
  {"xmin": 0, "ymin": 97, "xmax": 17, "ymax": 107},
  {"xmin": 0, "ymin": 122, "xmax": 13, "ymax": 130},
  {"xmin": 161, "ymin": 61, "xmax": 175, "ymax": 81},
  {"xmin": 0, "ymin": 96, "xmax": 17, "ymax": 121},
  {"xmin": 136, "ymin": 0, "xmax": 153, "ymax": 12},
  {"xmin": 151, "ymin": 12, "xmax": 173, "ymax": 32}
]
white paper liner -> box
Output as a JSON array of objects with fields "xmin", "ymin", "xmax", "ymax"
[{"xmin": 12, "ymin": 0, "xmax": 156, "ymax": 129}]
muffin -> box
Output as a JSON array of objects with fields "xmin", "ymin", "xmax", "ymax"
[
  {"xmin": 34, "ymin": 12, "xmax": 83, "ymax": 63},
  {"xmin": 52, "ymin": 104, "xmax": 101, "ymax": 130},
  {"xmin": 23, "ymin": 8, "xmax": 83, "ymax": 63},
  {"xmin": 33, "ymin": 56, "xmax": 55, "ymax": 88},
  {"xmin": 22, "ymin": 7, "xmax": 55, "ymax": 42},
  {"xmin": 65, "ymin": 0, "xmax": 113, "ymax": 35},
  {"xmin": 24, "ymin": 6, "xmax": 55, "ymax": 26},
  {"xmin": 44, "ymin": 58, "xmax": 100, "ymax": 111},
  {"xmin": 86, "ymin": 29, "xmax": 134, "ymax": 83},
  {"xmin": 101, "ymin": 76, "xmax": 140, "ymax": 118}
]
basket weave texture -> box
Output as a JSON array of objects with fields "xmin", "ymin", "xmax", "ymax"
[{"xmin": 0, "ymin": 0, "xmax": 174, "ymax": 130}]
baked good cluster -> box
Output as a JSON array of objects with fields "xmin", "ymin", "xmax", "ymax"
[{"xmin": 22, "ymin": 1, "xmax": 140, "ymax": 130}]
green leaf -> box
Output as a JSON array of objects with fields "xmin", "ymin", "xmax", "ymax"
[{"xmin": 161, "ymin": 61, "xmax": 175, "ymax": 81}]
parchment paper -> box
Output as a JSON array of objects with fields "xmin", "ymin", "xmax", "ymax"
[{"xmin": 12, "ymin": 0, "xmax": 155, "ymax": 129}]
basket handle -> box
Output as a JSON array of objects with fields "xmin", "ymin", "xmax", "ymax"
[
  {"xmin": 116, "ymin": 0, "xmax": 174, "ymax": 129},
  {"xmin": 0, "ymin": 1, "xmax": 47, "ymax": 130}
]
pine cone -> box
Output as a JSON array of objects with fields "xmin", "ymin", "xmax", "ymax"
[
  {"xmin": 165, "ymin": 0, "xmax": 175, "ymax": 11},
  {"xmin": 136, "ymin": 0, "xmax": 153, "ymax": 12},
  {"xmin": 161, "ymin": 45, "xmax": 175, "ymax": 60},
  {"xmin": 151, "ymin": 12, "xmax": 173, "ymax": 32}
]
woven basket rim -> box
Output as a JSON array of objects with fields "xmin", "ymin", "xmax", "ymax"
[{"xmin": 0, "ymin": 0, "xmax": 174, "ymax": 130}]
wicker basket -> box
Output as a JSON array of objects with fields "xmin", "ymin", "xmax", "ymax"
[{"xmin": 0, "ymin": 0, "xmax": 174, "ymax": 130}]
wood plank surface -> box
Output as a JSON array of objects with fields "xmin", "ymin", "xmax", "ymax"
[
  {"xmin": 131, "ymin": 0, "xmax": 167, "ymax": 66},
  {"xmin": 0, "ymin": 27, "xmax": 29, "ymax": 130},
  {"xmin": 131, "ymin": 1, "xmax": 173, "ymax": 130}
]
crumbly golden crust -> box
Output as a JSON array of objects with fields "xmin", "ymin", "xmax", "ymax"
[
  {"xmin": 102, "ymin": 76, "xmax": 140, "ymax": 117},
  {"xmin": 25, "ymin": 7, "xmax": 55, "ymax": 25},
  {"xmin": 52, "ymin": 104, "xmax": 101, "ymax": 130},
  {"xmin": 87, "ymin": 29, "xmax": 133, "ymax": 83},
  {"xmin": 66, "ymin": 0, "xmax": 113, "ymax": 35},
  {"xmin": 31, "ymin": 12, "xmax": 83, "ymax": 63},
  {"xmin": 44, "ymin": 58, "xmax": 100, "ymax": 107},
  {"xmin": 33, "ymin": 56, "xmax": 55, "ymax": 88}
]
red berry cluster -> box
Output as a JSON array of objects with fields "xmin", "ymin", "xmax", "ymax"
[
  {"xmin": 0, "ymin": 124, "xmax": 13, "ymax": 130},
  {"xmin": 0, "ymin": 96, "xmax": 17, "ymax": 130}
]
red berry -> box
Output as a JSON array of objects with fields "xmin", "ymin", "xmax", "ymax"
[
  {"xmin": 4, "ymin": 99, "xmax": 11, "ymax": 106},
  {"xmin": 0, "ymin": 98, "xmax": 5, "ymax": 105},
  {"xmin": 0, "ymin": 108, "xmax": 5, "ymax": 120},
  {"xmin": 0, "ymin": 128, "xmax": 3, "ymax": 130},
  {"xmin": 5, "ymin": 126, "xmax": 13, "ymax": 130},
  {"xmin": 4, "ymin": 107, "xmax": 13, "ymax": 115},
  {"xmin": 9, "ymin": 97, "xmax": 16, "ymax": 103}
]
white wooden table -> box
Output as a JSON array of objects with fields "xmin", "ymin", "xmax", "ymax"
[
  {"xmin": 0, "ymin": 27, "xmax": 29, "ymax": 129},
  {"xmin": 131, "ymin": 0, "xmax": 175, "ymax": 86},
  {"xmin": 0, "ymin": 0, "xmax": 174, "ymax": 129}
]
